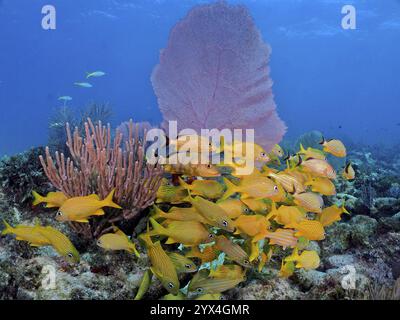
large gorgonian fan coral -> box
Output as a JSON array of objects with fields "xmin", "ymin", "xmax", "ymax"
[
  {"xmin": 151, "ymin": 1, "xmax": 286, "ymax": 153},
  {"xmin": 39, "ymin": 118, "xmax": 163, "ymax": 238}
]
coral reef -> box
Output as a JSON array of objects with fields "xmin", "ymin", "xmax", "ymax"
[
  {"xmin": 0, "ymin": 147, "xmax": 52, "ymax": 209},
  {"xmin": 39, "ymin": 119, "xmax": 163, "ymax": 238}
]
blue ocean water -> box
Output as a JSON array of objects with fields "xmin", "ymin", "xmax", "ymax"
[{"xmin": 0, "ymin": 0, "xmax": 399, "ymax": 156}]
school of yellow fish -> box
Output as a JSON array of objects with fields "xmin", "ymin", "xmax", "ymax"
[
  {"xmin": 138, "ymin": 136, "xmax": 354, "ymax": 299},
  {"xmin": 0, "ymin": 134, "xmax": 355, "ymax": 300}
]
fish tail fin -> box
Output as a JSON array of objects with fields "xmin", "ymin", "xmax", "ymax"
[
  {"xmin": 265, "ymin": 201, "xmax": 278, "ymax": 220},
  {"xmin": 178, "ymin": 177, "xmax": 190, "ymax": 190},
  {"xmin": 149, "ymin": 217, "xmax": 169, "ymax": 237},
  {"xmin": 139, "ymin": 232, "xmax": 153, "ymax": 247},
  {"xmin": 221, "ymin": 177, "xmax": 238, "ymax": 200},
  {"xmin": 32, "ymin": 191, "xmax": 45, "ymax": 206},
  {"xmin": 128, "ymin": 242, "xmax": 140, "ymax": 258},
  {"xmin": 152, "ymin": 205, "xmax": 167, "ymax": 219},
  {"xmin": 299, "ymin": 143, "xmax": 306, "ymax": 154},
  {"xmin": 102, "ymin": 189, "xmax": 122, "ymax": 209},
  {"xmin": 341, "ymin": 202, "xmax": 350, "ymax": 215},
  {"xmin": 1, "ymin": 220, "xmax": 14, "ymax": 235}
]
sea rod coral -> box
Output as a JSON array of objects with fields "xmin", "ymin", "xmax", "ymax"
[{"xmin": 39, "ymin": 118, "xmax": 163, "ymax": 238}]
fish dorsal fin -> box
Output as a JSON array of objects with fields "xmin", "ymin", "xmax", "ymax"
[
  {"xmin": 115, "ymin": 228, "xmax": 129, "ymax": 240},
  {"xmin": 86, "ymin": 194, "xmax": 100, "ymax": 200}
]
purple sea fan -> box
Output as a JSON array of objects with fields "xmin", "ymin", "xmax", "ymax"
[{"xmin": 151, "ymin": 1, "xmax": 286, "ymax": 152}]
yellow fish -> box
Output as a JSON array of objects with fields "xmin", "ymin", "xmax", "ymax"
[
  {"xmin": 293, "ymin": 191, "xmax": 324, "ymax": 213},
  {"xmin": 285, "ymin": 248, "xmax": 320, "ymax": 270},
  {"xmin": 279, "ymin": 260, "xmax": 295, "ymax": 278},
  {"xmin": 152, "ymin": 205, "xmax": 208, "ymax": 224},
  {"xmin": 249, "ymin": 240, "xmax": 260, "ymax": 262},
  {"xmin": 36, "ymin": 226, "xmax": 80, "ymax": 263},
  {"xmin": 2, "ymin": 220, "xmax": 80, "ymax": 263},
  {"xmin": 1, "ymin": 220, "xmax": 50, "ymax": 247},
  {"xmin": 215, "ymin": 235, "xmax": 251, "ymax": 268},
  {"xmin": 134, "ymin": 269, "xmax": 152, "ymax": 300},
  {"xmin": 195, "ymin": 293, "xmax": 222, "ymax": 300},
  {"xmin": 209, "ymin": 265, "xmax": 245, "ymax": 280},
  {"xmin": 271, "ymin": 144, "xmax": 284, "ymax": 158},
  {"xmin": 240, "ymin": 198, "xmax": 268, "ymax": 214},
  {"xmin": 267, "ymin": 172, "xmax": 306, "ymax": 194},
  {"xmin": 163, "ymin": 163, "xmax": 220, "ymax": 177},
  {"xmin": 149, "ymin": 218, "xmax": 215, "ymax": 246},
  {"xmin": 162, "ymin": 292, "xmax": 186, "ymax": 300},
  {"xmin": 264, "ymin": 229, "xmax": 298, "ymax": 249},
  {"xmin": 222, "ymin": 141, "xmax": 270, "ymax": 163},
  {"xmin": 304, "ymin": 176, "xmax": 336, "ymax": 196},
  {"xmin": 293, "ymin": 220, "xmax": 325, "ymax": 240},
  {"xmin": 189, "ymin": 195, "xmax": 235, "ymax": 232},
  {"xmin": 234, "ymin": 215, "xmax": 270, "ymax": 242},
  {"xmin": 189, "ymin": 269, "xmax": 245, "ymax": 295},
  {"xmin": 298, "ymin": 157, "xmax": 337, "ymax": 180},
  {"xmin": 56, "ymin": 189, "xmax": 121, "ymax": 223},
  {"xmin": 168, "ymin": 252, "xmax": 197, "ymax": 273},
  {"xmin": 97, "ymin": 227, "xmax": 140, "ymax": 257},
  {"xmin": 216, "ymin": 199, "xmax": 250, "ymax": 219},
  {"xmin": 318, "ymin": 203, "xmax": 350, "ymax": 227},
  {"xmin": 258, "ymin": 249, "xmax": 272, "ymax": 272},
  {"xmin": 342, "ymin": 162, "xmax": 355, "ymax": 180},
  {"xmin": 222, "ymin": 176, "xmax": 279, "ymax": 200},
  {"xmin": 319, "ymin": 138, "xmax": 346, "ymax": 158},
  {"xmin": 139, "ymin": 233, "xmax": 179, "ymax": 295},
  {"xmin": 32, "ymin": 191, "xmax": 68, "ymax": 208},
  {"xmin": 178, "ymin": 177, "xmax": 224, "ymax": 200},
  {"xmin": 156, "ymin": 178, "xmax": 189, "ymax": 204},
  {"xmin": 298, "ymin": 144, "xmax": 326, "ymax": 160},
  {"xmin": 271, "ymin": 204, "xmax": 306, "ymax": 228},
  {"xmin": 186, "ymin": 245, "xmax": 218, "ymax": 264}
]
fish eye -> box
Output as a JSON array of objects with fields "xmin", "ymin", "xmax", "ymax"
[
  {"xmin": 208, "ymin": 233, "xmax": 215, "ymax": 239},
  {"xmin": 207, "ymin": 164, "xmax": 212, "ymax": 168},
  {"xmin": 273, "ymin": 185, "xmax": 278, "ymax": 191},
  {"xmin": 260, "ymin": 152, "xmax": 266, "ymax": 157},
  {"xmin": 196, "ymin": 287, "xmax": 204, "ymax": 294},
  {"xmin": 67, "ymin": 253, "xmax": 73, "ymax": 258},
  {"xmin": 185, "ymin": 264, "xmax": 192, "ymax": 269},
  {"xmin": 243, "ymin": 259, "xmax": 250, "ymax": 265},
  {"xmin": 222, "ymin": 220, "xmax": 228, "ymax": 227},
  {"xmin": 244, "ymin": 207, "xmax": 250, "ymax": 213},
  {"xmin": 96, "ymin": 240, "xmax": 102, "ymax": 246},
  {"xmin": 56, "ymin": 211, "xmax": 63, "ymax": 216},
  {"xmin": 168, "ymin": 282, "xmax": 174, "ymax": 289}
]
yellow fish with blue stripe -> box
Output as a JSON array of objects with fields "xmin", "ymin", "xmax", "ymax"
[
  {"xmin": 139, "ymin": 232, "xmax": 180, "ymax": 295},
  {"xmin": 2, "ymin": 220, "xmax": 80, "ymax": 263}
]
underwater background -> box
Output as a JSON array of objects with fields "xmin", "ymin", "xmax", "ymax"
[
  {"xmin": 1, "ymin": 0, "xmax": 400, "ymax": 156},
  {"xmin": 0, "ymin": 0, "xmax": 400, "ymax": 301}
]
